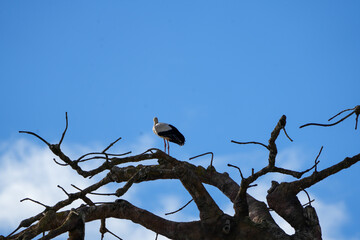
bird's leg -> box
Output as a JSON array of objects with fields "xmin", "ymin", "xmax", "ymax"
[
  {"xmin": 167, "ymin": 139, "xmax": 170, "ymax": 155},
  {"xmin": 163, "ymin": 139, "xmax": 167, "ymax": 153}
]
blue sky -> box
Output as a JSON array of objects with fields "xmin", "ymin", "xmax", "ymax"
[{"xmin": 0, "ymin": 1, "xmax": 359, "ymax": 239}]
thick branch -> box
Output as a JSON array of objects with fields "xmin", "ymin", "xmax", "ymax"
[
  {"xmin": 268, "ymin": 115, "xmax": 287, "ymax": 166},
  {"xmin": 8, "ymin": 200, "xmax": 202, "ymax": 240},
  {"xmin": 109, "ymin": 160, "xmax": 278, "ymax": 226},
  {"xmin": 267, "ymin": 152, "xmax": 360, "ymax": 234},
  {"xmin": 292, "ymin": 152, "xmax": 360, "ymax": 192},
  {"xmin": 154, "ymin": 151, "xmax": 223, "ymax": 221}
]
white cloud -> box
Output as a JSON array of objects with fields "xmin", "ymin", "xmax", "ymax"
[
  {"xmin": 0, "ymin": 138, "xmax": 122, "ymax": 237},
  {"xmin": 0, "ymin": 139, "xmax": 81, "ymax": 227},
  {"xmin": 312, "ymin": 199, "xmax": 349, "ymax": 240}
]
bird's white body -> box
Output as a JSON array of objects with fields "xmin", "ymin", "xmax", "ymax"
[{"xmin": 153, "ymin": 122, "xmax": 172, "ymax": 137}]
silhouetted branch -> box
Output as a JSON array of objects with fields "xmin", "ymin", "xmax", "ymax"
[
  {"xmin": 53, "ymin": 158, "xmax": 69, "ymax": 166},
  {"xmin": 8, "ymin": 107, "xmax": 360, "ymax": 240},
  {"xmin": 102, "ymin": 137, "xmax": 122, "ymax": 153},
  {"xmin": 231, "ymin": 140, "xmax": 269, "ymax": 150},
  {"xmin": 272, "ymin": 146, "xmax": 323, "ymax": 178},
  {"xmin": 301, "ymin": 189, "xmax": 314, "ymax": 207},
  {"xmin": 227, "ymin": 163, "xmax": 245, "ymax": 179},
  {"xmin": 189, "ymin": 152, "xmax": 214, "ymax": 168},
  {"xmin": 57, "ymin": 185, "xmax": 70, "ymax": 197},
  {"xmin": 165, "ymin": 199, "xmax": 193, "ymax": 216},
  {"xmin": 293, "ymin": 152, "xmax": 360, "ymax": 192},
  {"xmin": 314, "ymin": 146, "xmax": 323, "ymax": 172},
  {"xmin": 18, "ymin": 131, "xmax": 51, "ymax": 147},
  {"xmin": 100, "ymin": 219, "xmax": 123, "ymax": 240},
  {"xmin": 282, "ymin": 126, "xmax": 293, "ymax": 142},
  {"xmin": 20, "ymin": 198, "xmax": 49, "ymax": 209},
  {"xmin": 76, "ymin": 151, "xmax": 132, "ymax": 163},
  {"xmin": 300, "ymin": 111, "xmax": 354, "ymax": 128},
  {"xmin": 328, "ymin": 108, "xmax": 354, "ymax": 121},
  {"xmin": 58, "ymin": 112, "xmax": 68, "ymax": 146},
  {"xmin": 300, "ymin": 105, "xmax": 360, "ymax": 130}
]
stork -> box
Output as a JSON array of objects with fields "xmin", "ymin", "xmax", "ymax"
[{"xmin": 153, "ymin": 117, "xmax": 185, "ymax": 154}]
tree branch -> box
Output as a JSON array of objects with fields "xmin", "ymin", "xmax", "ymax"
[
  {"xmin": 159, "ymin": 152, "xmax": 223, "ymax": 221},
  {"xmin": 58, "ymin": 112, "xmax": 68, "ymax": 146},
  {"xmin": 189, "ymin": 152, "xmax": 214, "ymax": 169},
  {"xmin": 300, "ymin": 105, "xmax": 360, "ymax": 130},
  {"xmin": 230, "ymin": 140, "xmax": 269, "ymax": 150},
  {"xmin": 165, "ymin": 199, "xmax": 194, "ymax": 216},
  {"xmin": 18, "ymin": 131, "xmax": 51, "ymax": 147},
  {"xmin": 292, "ymin": 152, "xmax": 360, "ymax": 192}
]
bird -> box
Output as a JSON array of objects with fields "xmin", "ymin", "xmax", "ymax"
[{"xmin": 153, "ymin": 117, "xmax": 185, "ymax": 154}]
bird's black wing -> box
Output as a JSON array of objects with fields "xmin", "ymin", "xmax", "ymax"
[{"xmin": 157, "ymin": 125, "xmax": 185, "ymax": 146}]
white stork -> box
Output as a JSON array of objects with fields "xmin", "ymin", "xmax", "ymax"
[{"xmin": 153, "ymin": 117, "xmax": 185, "ymax": 154}]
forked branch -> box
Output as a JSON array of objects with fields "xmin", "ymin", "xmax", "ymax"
[{"xmin": 300, "ymin": 105, "xmax": 360, "ymax": 130}]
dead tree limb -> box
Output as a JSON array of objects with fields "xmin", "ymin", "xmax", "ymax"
[{"xmin": 3, "ymin": 107, "xmax": 359, "ymax": 240}]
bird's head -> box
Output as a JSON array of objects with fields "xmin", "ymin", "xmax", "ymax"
[{"xmin": 153, "ymin": 117, "xmax": 158, "ymax": 125}]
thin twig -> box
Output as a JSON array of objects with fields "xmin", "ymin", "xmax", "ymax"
[
  {"xmin": 302, "ymin": 199, "xmax": 315, "ymax": 207},
  {"xmin": 70, "ymin": 184, "xmax": 112, "ymax": 196},
  {"xmin": 71, "ymin": 184, "xmax": 113, "ymax": 197},
  {"xmin": 57, "ymin": 185, "xmax": 70, "ymax": 196},
  {"xmin": 314, "ymin": 146, "xmax": 323, "ymax": 172},
  {"xmin": 227, "ymin": 163, "xmax": 257, "ymax": 187},
  {"xmin": 328, "ymin": 108, "xmax": 354, "ymax": 121},
  {"xmin": 77, "ymin": 151, "xmax": 132, "ymax": 163},
  {"xmin": 354, "ymin": 106, "xmax": 360, "ymax": 130},
  {"xmin": 282, "ymin": 127, "xmax": 293, "ymax": 142},
  {"xmin": 227, "ymin": 164, "xmax": 244, "ymax": 179},
  {"xmin": 165, "ymin": 199, "xmax": 193, "ymax": 216},
  {"xmin": 102, "ymin": 137, "xmax": 122, "ymax": 153},
  {"xmin": 298, "ymin": 146, "xmax": 324, "ymax": 176},
  {"xmin": 90, "ymin": 192, "xmax": 117, "ymax": 196},
  {"xmin": 140, "ymin": 148, "xmax": 159, "ymax": 155},
  {"xmin": 53, "ymin": 158, "xmax": 69, "ymax": 166},
  {"xmin": 314, "ymin": 146, "xmax": 323, "ymax": 163},
  {"xmin": 71, "ymin": 184, "xmax": 82, "ymax": 191},
  {"xmin": 100, "ymin": 217, "xmax": 123, "ymax": 240},
  {"xmin": 18, "ymin": 131, "xmax": 51, "ymax": 147},
  {"xmin": 106, "ymin": 228, "xmax": 123, "ymax": 240},
  {"xmin": 189, "ymin": 152, "xmax": 214, "ymax": 169},
  {"xmin": 301, "ymin": 189, "xmax": 314, "ymax": 207},
  {"xmin": 20, "ymin": 198, "xmax": 49, "ymax": 208},
  {"xmin": 300, "ymin": 111, "xmax": 354, "ymax": 128},
  {"xmin": 231, "ymin": 140, "xmax": 269, "ymax": 150},
  {"xmin": 58, "ymin": 112, "xmax": 68, "ymax": 146}
]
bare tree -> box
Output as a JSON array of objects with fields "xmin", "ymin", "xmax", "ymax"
[{"xmin": 1, "ymin": 105, "xmax": 359, "ymax": 240}]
